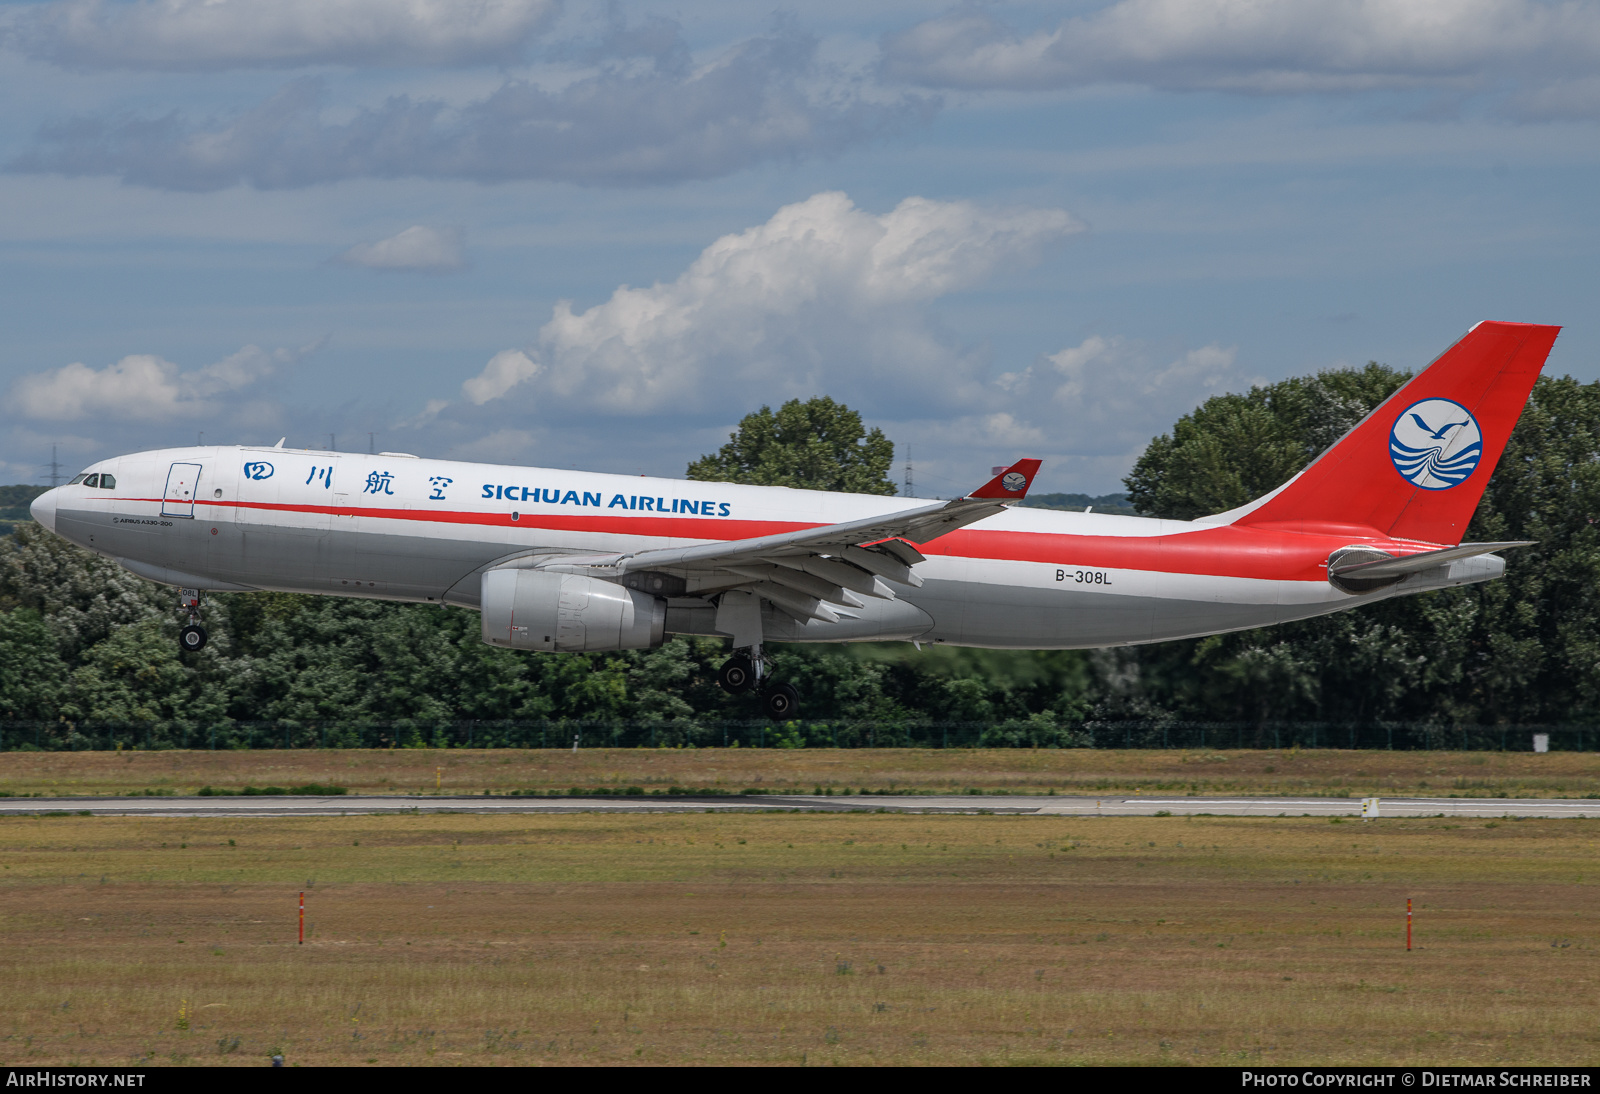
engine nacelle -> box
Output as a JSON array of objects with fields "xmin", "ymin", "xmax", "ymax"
[{"xmin": 480, "ymin": 568, "xmax": 665, "ymax": 652}]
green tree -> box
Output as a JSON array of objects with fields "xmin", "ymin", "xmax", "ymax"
[
  {"xmin": 0, "ymin": 521, "xmax": 167, "ymax": 657},
  {"xmin": 61, "ymin": 617, "xmax": 230, "ymax": 725},
  {"xmin": 1114, "ymin": 370, "xmax": 1600, "ymax": 730},
  {"xmin": 687, "ymin": 396, "xmax": 897, "ymax": 494},
  {"xmin": 0, "ymin": 608, "xmax": 66, "ymax": 718},
  {"xmin": 1455, "ymin": 374, "xmax": 1600, "ymax": 723}
]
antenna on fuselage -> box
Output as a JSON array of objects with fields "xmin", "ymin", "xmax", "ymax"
[{"xmin": 274, "ymin": 438, "xmax": 285, "ymax": 449}]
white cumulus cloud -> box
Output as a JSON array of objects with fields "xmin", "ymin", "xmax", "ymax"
[
  {"xmin": 459, "ymin": 190, "xmax": 1083, "ymax": 417},
  {"xmin": 9, "ymin": 0, "xmax": 558, "ymax": 70},
  {"xmin": 336, "ymin": 226, "xmax": 464, "ymax": 272},
  {"xmin": 11, "ymin": 343, "xmax": 308, "ymax": 421},
  {"xmin": 460, "ymin": 190, "xmax": 1088, "ymax": 415},
  {"xmin": 862, "ymin": 336, "xmax": 1257, "ymax": 496},
  {"xmin": 882, "ymin": 0, "xmax": 1600, "ymax": 98},
  {"xmin": 997, "ymin": 334, "xmax": 1254, "ymax": 456},
  {"xmin": 409, "ymin": 195, "xmax": 1252, "ymax": 496},
  {"xmin": 462, "ymin": 349, "xmax": 540, "ymax": 405}
]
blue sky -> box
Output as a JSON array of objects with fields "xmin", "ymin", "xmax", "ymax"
[{"xmin": 2, "ymin": 0, "xmax": 1596, "ymax": 497}]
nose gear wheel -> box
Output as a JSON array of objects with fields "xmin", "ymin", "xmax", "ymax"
[{"xmin": 176, "ymin": 587, "xmax": 207, "ymax": 652}]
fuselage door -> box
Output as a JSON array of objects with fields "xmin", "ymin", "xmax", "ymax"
[{"xmin": 161, "ymin": 462, "xmax": 202, "ymax": 518}]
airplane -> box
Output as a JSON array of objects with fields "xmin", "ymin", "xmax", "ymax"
[{"xmin": 29, "ymin": 321, "xmax": 1559, "ymax": 719}]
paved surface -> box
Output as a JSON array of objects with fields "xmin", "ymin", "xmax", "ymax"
[{"xmin": 3, "ymin": 794, "xmax": 1596, "ymax": 819}]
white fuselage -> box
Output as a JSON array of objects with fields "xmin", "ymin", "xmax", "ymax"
[{"xmin": 31, "ymin": 445, "xmax": 1500, "ymax": 649}]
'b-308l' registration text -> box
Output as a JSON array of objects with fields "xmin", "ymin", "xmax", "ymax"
[{"xmin": 1056, "ymin": 569, "xmax": 1111, "ymax": 585}]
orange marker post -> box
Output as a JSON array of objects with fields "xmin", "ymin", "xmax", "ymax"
[
  {"xmin": 299, "ymin": 891, "xmax": 305, "ymax": 945},
  {"xmin": 1406, "ymin": 898, "xmax": 1412, "ymax": 952}
]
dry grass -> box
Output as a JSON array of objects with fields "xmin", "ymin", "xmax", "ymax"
[
  {"xmin": 1, "ymin": 810, "xmax": 1596, "ymax": 1066},
  {"xmin": 1, "ymin": 747, "xmax": 1597, "ymax": 800}
]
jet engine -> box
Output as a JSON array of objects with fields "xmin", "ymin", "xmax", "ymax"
[{"xmin": 480, "ymin": 568, "xmax": 665, "ymax": 652}]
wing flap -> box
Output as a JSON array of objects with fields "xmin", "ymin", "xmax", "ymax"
[
  {"xmin": 862, "ymin": 537, "xmax": 926, "ymax": 567},
  {"xmin": 839, "ymin": 544, "xmax": 921, "ymax": 587},
  {"xmin": 725, "ymin": 563, "xmax": 848, "ymax": 605},
  {"xmin": 746, "ymin": 579, "xmax": 838, "ymax": 624},
  {"xmin": 772, "ymin": 555, "xmax": 896, "ymax": 600}
]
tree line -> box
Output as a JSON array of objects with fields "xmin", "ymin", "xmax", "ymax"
[{"xmin": 4, "ymin": 379, "xmax": 1600, "ymax": 749}]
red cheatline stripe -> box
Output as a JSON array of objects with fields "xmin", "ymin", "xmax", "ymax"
[
  {"xmin": 129, "ymin": 496, "xmax": 1425, "ymax": 582},
  {"xmin": 137, "ymin": 495, "xmax": 821, "ymax": 536}
]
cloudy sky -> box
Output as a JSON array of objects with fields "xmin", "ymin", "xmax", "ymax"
[{"xmin": 2, "ymin": 0, "xmax": 1596, "ymax": 497}]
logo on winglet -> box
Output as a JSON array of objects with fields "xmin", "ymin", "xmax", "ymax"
[
  {"xmin": 1389, "ymin": 398, "xmax": 1483, "ymax": 490},
  {"xmin": 1001, "ymin": 472, "xmax": 1027, "ymax": 493}
]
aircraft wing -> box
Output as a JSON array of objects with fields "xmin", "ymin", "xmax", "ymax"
[{"xmin": 545, "ymin": 459, "xmax": 1041, "ymax": 624}]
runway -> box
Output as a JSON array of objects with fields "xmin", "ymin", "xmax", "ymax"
[{"xmin": 3, "ymin": 793, "xmax": 1596, "ymax": 819}]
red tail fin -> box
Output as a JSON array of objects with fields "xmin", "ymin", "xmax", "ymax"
[{"xmin": 1223, "ymin": 321, "xmax": 1560, "ymax": 544}]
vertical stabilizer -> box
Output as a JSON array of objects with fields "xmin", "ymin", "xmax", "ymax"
[{"xmin": 1218, "ymin": 321, "xmax": 1560, "ymax": 544}]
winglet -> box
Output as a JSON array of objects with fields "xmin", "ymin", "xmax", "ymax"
[{"xmin": 967, "ymin": 458, "xmax": 1042, "ymax": 501}]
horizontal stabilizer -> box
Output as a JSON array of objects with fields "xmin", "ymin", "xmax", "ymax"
[{"xmin": 1331, "ymin": 540, "xmax": 1535, "ymax": 579}]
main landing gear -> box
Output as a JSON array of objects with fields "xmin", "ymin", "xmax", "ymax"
[
  {"xmin": 716, "ymin": 646, "xmax": 800, "ymax": 719},
  {"xmin": 177, "ymin": 587, "xmax": 208, "ymax": 652}
]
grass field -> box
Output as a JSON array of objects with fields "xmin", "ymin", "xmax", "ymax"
[
  {"xmin": 2, "ymin": 747, "xmax": 1598, "ymax": 800},
  {"xmin": 1, "ymin": 809, "xmax": 1596, "ymax": 1066}
]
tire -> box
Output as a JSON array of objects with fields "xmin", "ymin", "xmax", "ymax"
[
  {"xmin": 764, "ymin": 682, "xmax": 800, "ymax": 720},
  {"xmin": 179, "ymin": 624, "xmax": 208, "ymax": 652},
  {"xmin": 718, "ymin": 656, "xmax": 756, "ymax": 694}
]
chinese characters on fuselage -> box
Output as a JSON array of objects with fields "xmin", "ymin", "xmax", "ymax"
[{"xmin": 268, "ymin": 460, "xmax": 733, "ymax": 516}]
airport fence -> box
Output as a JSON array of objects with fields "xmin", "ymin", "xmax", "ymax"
[{"xmin": 0, "ymin": 719, "xmax": 1593, "ymax": 752}]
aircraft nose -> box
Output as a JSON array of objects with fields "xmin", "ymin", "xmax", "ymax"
[{"xmin": 29, "ymin": 488, "xmax": 58, "ymax": 533}]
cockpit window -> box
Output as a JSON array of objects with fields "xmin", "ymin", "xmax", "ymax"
[
  {"xmin": 98, "ymin": 473, "xmax": 116, "ymax": 490},
  {"xmin": 82, "ymin": 474, "xmax": 99, "ymax": 488},
  {"xmin": 68, "ymin": 474, "xmax": 87, "ymax": 485}
]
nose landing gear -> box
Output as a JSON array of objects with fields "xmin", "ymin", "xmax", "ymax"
[
  {"xmin": 177, "ymin": 588, "xmax": 208, "ymax": 652},
  {"xmin": 716, "ymin": 645, "xmax": 801, "ymax": 719}
]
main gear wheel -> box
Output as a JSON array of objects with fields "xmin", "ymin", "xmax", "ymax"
[
  {"xmin": 717, "ymin": 655, "xmax": 757, "ymax": 693},
  {"xmin": 763, "ymin": 682, "xmax": 800, "ymax": 720}
]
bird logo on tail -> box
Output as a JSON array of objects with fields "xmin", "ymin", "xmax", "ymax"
[{"xmin": 1390, "ymin": 398, "xmax": 1483, "ymax": 490}]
